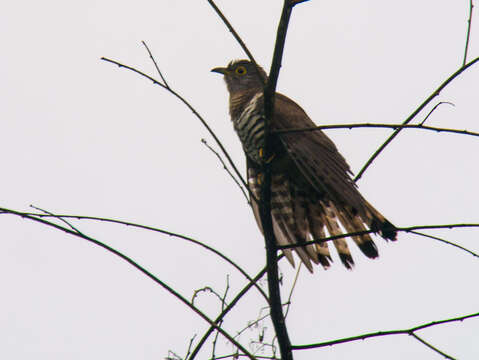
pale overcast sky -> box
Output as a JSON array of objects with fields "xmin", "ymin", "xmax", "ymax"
[{"xmin": 1, "ymin": 1, "xmax": 478, "ymax": 359}]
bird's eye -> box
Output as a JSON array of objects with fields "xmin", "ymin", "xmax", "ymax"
[{"xmin": 235, "ymin": 66, "xmax": 247, "ymax": 75}]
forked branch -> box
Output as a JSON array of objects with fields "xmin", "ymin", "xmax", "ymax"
[
  {"xmin": 354, "ymin": 56, "xmax": 479, "ymax": 182},
  {"xmin": 292, "ymin": 311, "xmax": 479, "ymax": 360}
]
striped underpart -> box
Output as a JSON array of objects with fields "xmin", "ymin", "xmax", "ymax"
[
  {"xmin": 233, "ymin": 92, "xmax": 265, "ymax": 164},
  {"xmin": 248, "ymin": 167, "xmax": 378, "ymax": 273}
]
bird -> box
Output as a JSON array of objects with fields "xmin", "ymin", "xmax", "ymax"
[{"xmin": 212, "ymin": 59, "xmax": 397, "ymax": 273}]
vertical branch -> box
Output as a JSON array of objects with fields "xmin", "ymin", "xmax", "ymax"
[
  {"xmin": 463, "ymin": 0, "xmax": 474, "ymax": 66},
  {"xmin": 260, "ymin": 1, "xmax": 301, "ymax": 360}
]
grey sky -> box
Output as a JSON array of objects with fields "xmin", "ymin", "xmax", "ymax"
[{"xmin": 1, "ymin": 1, "xmax": 478, "ymax": 359}]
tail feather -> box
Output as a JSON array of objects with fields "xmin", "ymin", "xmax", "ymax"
[
  {"xmin": 292, "ymin": 186, "xmax": 320, "ymax": 265},
  {"xmin": 247, "ymin": 165, "xmax": 396, "ymax": 272},
  {"xmin": 307, "ymin": 203, "xmax": 332, "ymax": 268},
  {"xmin": 321, "ymin": 201, "xmax": 354, "ymax": 269},
  {"xmin": 334, "ymin": 205, "xmax": 379, "ymax": 259},
  {"xmin": 364, "ymin": 200, "xmax": 397, "ymax": 241},
  {"xmin": 272, "ymin": 220, "xmax": 296, "ymax": 267},
  {"xmin": 271, "ymin": 175, "xmax": 315, "ymax": 272}
]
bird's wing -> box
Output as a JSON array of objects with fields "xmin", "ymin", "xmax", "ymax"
[
  {"xmin": 245, "ymin": 93, "xmax": 395, "ymax": 272},
  {"xmin": 271, "ymin": 93, "xmax": 369, "ymax": 216}
]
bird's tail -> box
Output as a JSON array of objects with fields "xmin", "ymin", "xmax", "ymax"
[{"xmin": 248, "ymin": 169, "xmax": 396, "ymax": 273}]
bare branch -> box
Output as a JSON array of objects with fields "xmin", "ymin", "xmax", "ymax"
[
  {"xmin": 192, "ymin": 286, "xmax": 228, "ymax": 306},
  {"xmin": 0, "ymin": 207, "xmax": 255, "ymax": 359},
  {"xmin": 141, "ymin": 40, "xmax": 169, "ymax": 88},
  {"xmin": 5, "ymin": 210, "xmax": 269, "ymax": 301},
  {"xmin": 201, "ymin": 138, "xmax": 250, "ymax": 205},
  {"xmin": 30, "ymin": 205, "xmax": 85, "ymax": 236},
  {"xmin": 273, "ymin": 122, "xmax": 479, "ymax": 138},
  {"xmin": 284, "ymin": 264, "xmax": 301, "ymax": 319},
  {"xmin": 206, "ymin": 0, "xmax": 263, "ymax": 84},
  {"xmin": 212, "ymin": 354, "xmax": 279, "ymax": 360},
  {"xmin": 463, "ymin": 0, "xmax": 474, "ymax": 66},
  {"xmin": 100, "ymin": 56, "xmax": 250, "ymax": 200},
  {"xmin": 354, "ymin": 56, "xmax": 479, "ymax": 182},
  {"xmin": 410, "ymin": 230, "xmax": 479, "ymax": 258},
  {"xmin": 184, "ymin": 335, "xmax": 197, "ymax": 360},
  {"xmin": 290, "ymin": 0, "xmax": 311, "ymax": 5},
  {"xmin": 410, "ymin": 333, "xmax": 455, "ymax": 360},
  {"xmin": 278, "ymin": 223, "xmax": 479, "ymax": 258},
  {"xmin": 211, "ymin": 276, "xmax": 230, "ymax": 359},
  {"xmin": 259, "ymin": 1, "xmax": 301, "ymax": 358},
  {"xmin": 166, "ymin": 350, "xmax": 183, "ymax": 360},
  {"xmin": 419, "ymin": 101, "xmax": 455, "ymax": 126},
  {"xmin": 291, "ymin": 311, "xmax": 479, "ymax": 352},
  {"xmin": 188, "ymin": 262, "xmax": 275, "ymax": 359},
  {"xmin": 235, "ymin": 312, "xmax": 270, "ymax": 340}
]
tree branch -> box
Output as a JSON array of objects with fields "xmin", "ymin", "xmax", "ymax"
[
  {"xmin": 5, "ymin": 209, "xmax": 269, "ymax": 301},
  {"xmin": 273, "ymin": 122, "xmax": 479, "ymax": 139},
  {"xmin": 100, "ymin": 56, "xmax": 250, "ymax": 199},
  {"xmin": 410, "ymin": 230, "xmax": 479, "ymax": 258},
  {"xmin": 0, "ymin": 207, "xmax": 255, "ymax": 360},
  {"xmin": 258, "ymin": 1, "xmax": 301, "ymax": 359},
  {"xmin": 419, "ymin": 101, "xmax": 455, "ymax": 126},
  {"xmin": 277, "ymin": 223, "xmax": 479, "ymax": 258},
  {"xmin": 188, "ymin": 262, "xmax": 275, "ymax": 360},
  {"xmin": 201, "ymin": 138, "xmax": 250, "ymax": 205},
  {"xmin": 206, "ymin": 0, "xmax": 264, "ymax": 84},
  {"xmin": 354, "ymin": 56, "xmax": 479, "ymax": 182},
  {"xmin": 463, "ymin": 0, "xmax": 474, "ymax": 66},
  {"xmin": 410, "ymin": 333, "xmax": 455, "ymax": 360},
  {"xmin": 141, "ymin": 40, "xmax": 170, "ymax": 88},
  {"xmin": 291, "ymin": 311, "xmax": 479, "ymax": 359}
]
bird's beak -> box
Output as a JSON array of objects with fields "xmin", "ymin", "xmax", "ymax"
[{"xmin": 211, "ymin": 67, "xmax": 228, "ymax": 75}]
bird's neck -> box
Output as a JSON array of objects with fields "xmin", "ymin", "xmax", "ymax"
[{"xmin": 229, "ymin": 88, "xmax": 263, "ymax": 120}]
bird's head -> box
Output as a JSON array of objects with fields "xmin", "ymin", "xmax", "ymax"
[{"xmin": 211, "ymin": 59, "xmax": 267, "ymax": 94}]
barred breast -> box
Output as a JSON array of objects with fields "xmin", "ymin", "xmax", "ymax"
[{"xmin": 233, "ymin": 92, "xmax": 265, "ymax": 164}]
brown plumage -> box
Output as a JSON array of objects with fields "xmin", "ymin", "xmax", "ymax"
[{"xmin": 212, "ymin": 59, "xmax": 396, "ymax": 272}]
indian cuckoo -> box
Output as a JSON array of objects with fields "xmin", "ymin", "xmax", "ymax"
[{"xmin": 212, "ymin": 59, "xmax": 396, "ymax": 273}]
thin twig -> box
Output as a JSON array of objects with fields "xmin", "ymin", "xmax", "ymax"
[
  {"xmin": 234, "ymin": 299, "xmax": 293, "ymax": 343},
  {"xmin": 290, "ymin": 0, "xmax": 311, "ymax": 4},
  {"xmin": 188, "ymin": 261, "xmax": 277, "ymax": 360},
  {"xmin": 284, "ymin": 263, "xmax": 301, "ymax": 319},
  {"xmin": 141, "ymin": 40, "xmax": 169, "ymax": 88},
  {"xmin": 278, "ymin": 223, "xmax": 479, "ymax": 258},
  {"xmin": 222, "ymin": 275, "xmax": 230, "ymax": 311},
  {"xmin": 410, "ymin": 333, "xmax": 455, "ymax": 360},
  {"xmin": 235, "ymin": 313, "xmax": 271, "ymax": 340},
  {"xmin": 101, "ymin": 56, "xmax": 250, "ymax": 199},
  {"xmin": 273, "ymin": 122, "xmax": 479, "ymax": 138},
  {"xmin": 6, "ymin": 210, "xmax": 269, "ymax": 301},
  {"xmin": 463, "ymin": 0, "xmax": 474, "ymax": 66},
  {"xmin": 419, "ymin": 101, "xmax": 455, "ymax": 126},
  {"xmin": 211, "ymin": 276, "xmax": 230, "ymax": 360},
  {"xmin": 184, "ymin": 334, "xmax": 197, "ymax": 360},
  {"xmin": 206, "ymin": 0, "xmax": 264, "ymax": 84},
  {"xmin": 410, "ymin": 230, "xmax": 479, "ymax": 258},
  {"xmin": 201, "ymin": 138, "xmax": 250, "ymax": 205},
  {"xmin": 166, "ymin": 350, "xmax": 183, "ymax": 360},
  {"xmin": 192, "ymin": 286, "xmax": 228, "ymax": 306},
  {"xmin": 291, "ymin": 311, "xmax": 479, "ymax": 350},
  {"xmin": 30, "ymin": 205, "xmax": 85, "ymax": 236},
  {"xmin": 354, "ymin": 56, "xmax": 479, "ymax": 182},
  {"xmin": 0, "ymin": 207, "xmax": 255, "ymax": 359},
  {"xmin": 212, "ymin": 354, "xmax": 279, "ymax": 360}
]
